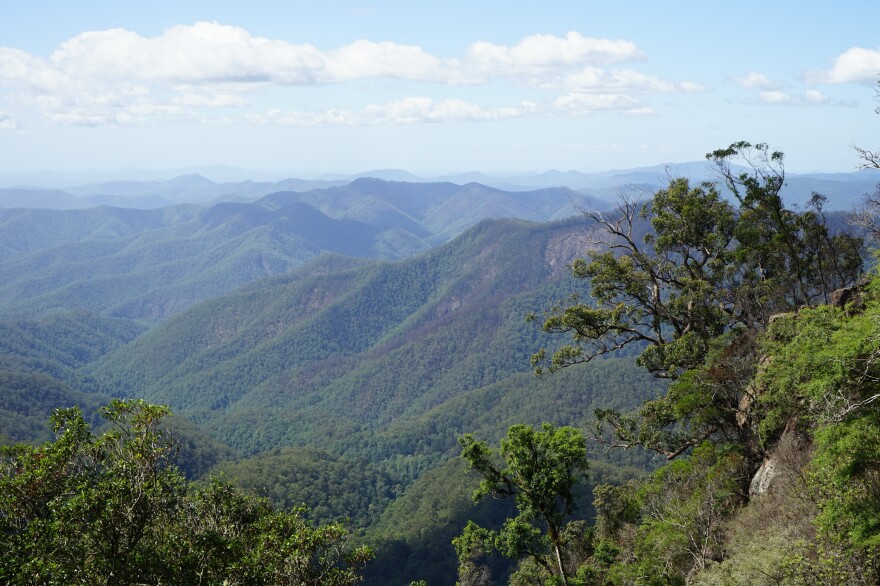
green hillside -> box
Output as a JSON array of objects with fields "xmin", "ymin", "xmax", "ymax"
[
  {"xmin": 0, "ymin": 311, "xmax": 144, "ymax": 442},
  {"xmin": 0, "ymin": 180, "xmax": 609, "ymax": 321},
  {"xmin": 8, "ymin": 155, "xmax": 873, "ymax": 583},
  {"xmin": 90, "ymin": 217, "xmax": 660, "ymax": 459},
  {"xmin": 0, "ymin": 201, "xmax": 414, "ymax": 320},
  {"xmin": 65, "ymin": 216, "xmax": 659, "ymax": 584}
]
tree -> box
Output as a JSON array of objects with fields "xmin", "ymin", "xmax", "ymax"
[
  {"xmin": 0, "ymin": 400, "xmax": 184, "ymax": 584},
  {"xmin": 454, "ymin": 424, "xmax": 589, "ymax": 586},
  {"xmin": 533, "ymin": 142, "xmax": 863, "ymax": 460},
  {"xmin": 0, "ymin": 400, "xmax": 373, "ymax": 585},
  {"xmin": 707, "ymin": 142, "xmax": 862, "ymax": 311},
  {"xmin": 852, "ymin": 78, "xmax": 880, "ymax": 241},
  {"xmin": 532, "ymin": 176, "xmax": 738, "ymax": 379}
]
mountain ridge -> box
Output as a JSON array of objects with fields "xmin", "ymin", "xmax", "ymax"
[
  {"xmin": 0, "ymin": 180, "xmax": 611, "ymax": 320},
  {"xmin": 0, "ymin": 213, "xmax": 654, "ymax": 457},
  {"xmin": 3, "ymin": 163, "xmax": 877, "ymax": 210}
]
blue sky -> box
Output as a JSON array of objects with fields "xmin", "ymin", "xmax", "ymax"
[{"xmin": 0, "ymin": 1, "xmax": 878, "ymax": 177}]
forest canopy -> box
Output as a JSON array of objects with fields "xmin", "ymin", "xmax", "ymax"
[
  {"xmin": 0, "ymin": 400, "xmax": 373, "ymax": 586},
  {"xmin": 459, "ymin": 140, "xmax": 879, "ymax": 584}
]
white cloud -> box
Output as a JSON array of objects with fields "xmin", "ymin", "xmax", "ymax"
[
  {"xmin": 0, "ymin": 111, "xmax": 17, "ymax": 129},
  {"xmin": 553, "ymin": 93, "xmax": 643, "ymax": 115},
  {"xmin": 0, "ymin": 22, "xmax": 697, "ymax": 127},
  {"xmin": 172, "ymin": 93, "xmax": 250, "ymax": 108},
  {"xmin": 811, "ymin": 47, "xmax": 880, "ymax": 83},
  {"xmin": 31, "ymin": 82, "xmax": 176, "ymax": 126},
  {"xmin": 326, "ymin": 40, "xmax": 458, "ymax": 83},
  {"xmin": 732, "ymin": 68, "xmax": 851, "ymax": 108},
  {"xmin": 258, "ymin": 92, "xmax": 651, "ymax": 126},
  {"xmin": 738, "ymin": 89, "xmax": 849, "ymax": 107},
  {"xmin": 0, "ymin": 47, "xmax": 69, "ymax": 94},
  {"xmin": 803, "ymin": 89, "xmax": 829, "ymax": 104},
  {"xmin": 679, "ymin": 81, "xmax": 707, "ymax": 94},
  {"xmin": 50, "ymin": 23, "xmax": 327, "ymax": 85},
  {"xmin": 252, "ymin": 97, "xmax": 539, "ymax": 126},
  {"xmin": 548, "ymin": 67, "xmax": 706, "ymax": 94},
  {"xmin": 40, "ymin": 24, "xmax": 642, "ymax": 87},
  {"xmin": 733, "ymin": 72, "xmax": 781, "ymax": 90},
  {"xmin": 254, "ymin": 108, "xmax": 360, "ymax": 126},
  {"xmin": 365, "ymin": 97, "xmax": 537, "ymax": 123},
  {"xmin": 468, "ymin": 32, "xmax": 642, "ymax": 77},
  {"xmin": 622, "ymin": 107, "xmax": 656, "ymax": 117},
  {"xmin": 758, "ymin": 90, "xmax": 792, "ymax": 105},
  {"xmin": 34, "ymin": 23, "xmax": 648, "ymax": 89}
]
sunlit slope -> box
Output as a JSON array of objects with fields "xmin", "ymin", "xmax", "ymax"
[{"xmin": 91, "ymin": 217, "xmax": 645, "ymax": 455}]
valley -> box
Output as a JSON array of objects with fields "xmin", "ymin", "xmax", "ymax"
[{"xmin": 1, "ymin": 160, "xmax": 878, "ymax": 584}]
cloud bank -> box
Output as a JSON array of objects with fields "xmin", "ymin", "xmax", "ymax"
[{"xmin": 0, "ymin": 21, "xmax": 704, "ymax": 127}]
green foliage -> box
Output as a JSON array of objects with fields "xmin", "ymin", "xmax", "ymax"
[
  {"xmin": 633, "ymin": 444, "xmax": 746, "ymax": 580},
  {"xmin": 0, "ymin": 400, "xmax": 185, "ymax": 584},
  {"xmin": 682, "ymin": 273, "xmax": 880, "ymax": 584},
  {"xmin": 537, "ymin": 143, "xmax": 863, "ymax": 381},
  {"xmin": 365, "ymin": 458, "xmax": 514, "ymax": 585},
  {"xmin": 0, "ymin": 310, "xmax": 145, "ymax": 444},
  {"xmin": 535, "ymin": 178, "xmax": 738, "ymax": 379},
  {"xmin": 752, "ymin": 283, "xmax": 880, "ymax": 580},
  {"xmin": 217, "ymin": 447, "xmax": 395, "ymax": 530},
  {"xmin": 0, "ymin": 311, "xmax": 144, "ymax": 373},
  {"xmin": 0, "ymin": 401, "xmax": 373, "ymax": 585},
  {"xmin": 592, "ymin": 330, "xmax": 760, "ymax": 461},
  {"xmin": 0, "ymin": 367, "xmax": 111, "ymax": 444},
  {"xmin": 582, "ymin": 443, "xmax": 747, "ymax": 584},
  {"xmin": 812, "ymin": 413, "xmax": 880, "ymax": 549},
  {"xmin": 461, "ymin": 424, "xmax": 587, "ymax": 520},
  {"xmin": 456, "ymin": 424, "xmax": 589, "ymax": 585},
  {"xmin": 524, "ymin": 141, "xmax": 873, "ymax": 585},
  {"xmin": 534, "ymin": 142, "xmax": 863, "ymax": 466},
  {"xmin": 757, "ymin": 302, "xmax": 880, "ymax": 441},
  {"xmin": 709, "ymin": 143, "xmax": 863, "ymax": 314}
]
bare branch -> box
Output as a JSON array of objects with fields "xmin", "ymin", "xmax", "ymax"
[{"xmin": 854, "ymin": 145, "xmax": 880, "ymax": 169}]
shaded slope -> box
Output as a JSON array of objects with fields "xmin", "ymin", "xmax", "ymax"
[
  {"xmin": 0, "ymin": 178, "xmax": 613, "ymax": 321},
  {"xmin": 91, "ymin": 217, "xmax": 581, "ymax": 408},
  {"xmin": 91, "ymin": 216, "xmax": 662, "ymax": 463},
  {"xmin": 0, "ymin": 311, "xmax": 145, "ymax": 392},
  {"xmin": 0, "ymin": 200, "xmax": 420, "ymax": 319},
  {"xmin": 0, "ymin": 311, "xmax": 145, "ymax": 443}
]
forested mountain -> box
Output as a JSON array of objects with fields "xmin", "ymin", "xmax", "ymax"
[
  {"xmin": 2, "ymin": 144, "xmax": 879, "ymax": 585},
  {"xmin": 0, "ymin": 179, "xmax": 608, "ymax": 320},
  {"xmin": 2, "ymin": 213, "xmax": 662, "ymax": 584},
  {"xmin": 90, "ymin": 217, "xmax": 663, "ymax": 462},
  {"xmin": 0, "ymin": 311, "xmax": 143, "ymax": 443},
  {"xmin": 5, "ymin": 165, "xmax": 878, "ymax": 210}
]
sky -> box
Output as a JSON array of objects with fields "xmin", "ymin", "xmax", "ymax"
[{"xmin": 0, "ymin": 0, "xmax": 879, "ymax": 178}]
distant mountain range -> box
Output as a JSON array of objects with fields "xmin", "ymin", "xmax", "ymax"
[
  {"xmin": 5, "ymin": 156, "xmax": 873, "ymax": 584},
  {"xmin": 0, "ymin": 215, "xmax": 661, "ymax": 583},
  {"xmin": 0, "ymin": 179, "xmax": 609, "ymax": 320},
  {"xmin": 87, "ymin": 217, "xmax": 663, "ymax": 461},
  {"xmin": 2, "ymin": 163, "xmax": 878, "ymax": 210}
]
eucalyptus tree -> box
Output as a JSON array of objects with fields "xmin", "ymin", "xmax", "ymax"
[
  {"xmin": 532, "ymin": 142, "xmax": 863, "ymax": 460},
  {"xmin": 455, "ymin": 424, "xmax": 589, "ymax": 585},
  {"xmin": 0, "ymin": 400, "xmax": 373, "ymax": 585}
]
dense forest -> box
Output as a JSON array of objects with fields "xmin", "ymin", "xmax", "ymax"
[
  {"xmin": 2, "ymin": 103, "xmax": 880, "ymax": 584},
  {"xmin": 451, "ymin": 141, "xmax": 879, "ymax": 584}
]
